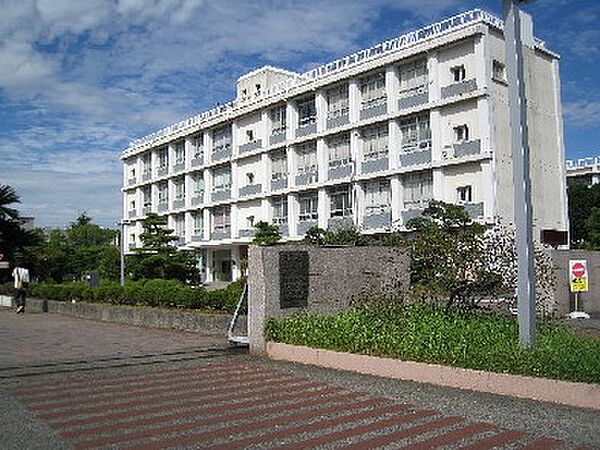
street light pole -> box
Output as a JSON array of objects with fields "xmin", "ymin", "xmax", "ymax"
[
  {"xmin": 503, "ymin": 0, "xmax": 536, "ymax": 347},
  {"xmin": 119, "ymin": 220, "xmax": 125, "ymax": 287}
]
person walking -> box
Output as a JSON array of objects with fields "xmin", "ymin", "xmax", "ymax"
[{"xmin": 12, "ymin": 263, "xmax": 29, "ymax": 314}]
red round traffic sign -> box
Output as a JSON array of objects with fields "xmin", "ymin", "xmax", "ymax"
[{"xmin": 572, "ymin": 262, "xmax": 586, "ymax": 278}]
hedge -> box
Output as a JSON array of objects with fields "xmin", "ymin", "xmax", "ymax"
[
  {"xmin": 265, "ymin": 302, "xmax": 600, "ymax": 384},
  {"xmin": 29, "ymin": 279, "xmax": 244, "ymax": 313}
]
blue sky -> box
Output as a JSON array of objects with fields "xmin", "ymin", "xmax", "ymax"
[{"xmin": 0, "ymin": 0, "xmax": 598, "ymax": 228}]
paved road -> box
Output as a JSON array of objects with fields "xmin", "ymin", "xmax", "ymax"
[{"xmin": 0, "ymin": 309, "xmax": 598, "ymax": 449}]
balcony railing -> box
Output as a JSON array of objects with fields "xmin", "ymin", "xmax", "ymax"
[{"xmin": 398, "ymin": 85, "xmax": 428, "ymax": 110}]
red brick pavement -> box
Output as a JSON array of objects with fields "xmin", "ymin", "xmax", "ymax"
[{"xmin": 13, "ymin": 362, "xmax": 596, "ymax": 450}]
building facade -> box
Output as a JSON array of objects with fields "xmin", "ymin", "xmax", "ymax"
[
  {"xmin": 121, "ymin": 9, "xmax": 568, "ymax": 283},
  {"xmin": 566, "ymin": 157, "xmax": 600, "ymax": 187}
]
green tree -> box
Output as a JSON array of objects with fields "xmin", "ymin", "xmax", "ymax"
[
  {"xmin": 584, "ymin": 207, "xmax": 600, "ymax": 250},
  {"xmin": 567, "ymin": 183, "xmax": 600, "ymax": 248},
  {"xmin": 0, "ymin": 185, "xmax": 20, "ymax": 221},
  {"xmin": 136, "ymin": 213, "xmax": 179, "ymax": 253},
  {"xmin": 252, "ymin": 221, "xmax": 281, "ymax": 246}
]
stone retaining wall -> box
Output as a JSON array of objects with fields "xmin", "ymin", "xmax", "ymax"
[{"xmin": 1, "ymin": 296, "xmax": 235, "ymax": 334}]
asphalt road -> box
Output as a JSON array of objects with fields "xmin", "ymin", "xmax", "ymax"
[{"xmin": 0, "ymin": 309, "xmax": 598, "ymax": 449}]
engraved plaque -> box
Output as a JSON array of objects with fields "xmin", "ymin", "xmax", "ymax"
[{"xmin": 279, "ymin": 251, "xmax": 309, "ymax": 308}]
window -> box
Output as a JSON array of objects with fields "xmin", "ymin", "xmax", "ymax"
[
  {"xmin": 174, "ymin": 179, "xmax": 185, "ymax": 200},
  {"xmin": 158, "ymin": 147, "xmax": 168, "ymax": 169},
  {"xmin": 129, "ymin": 198, "xmax": 136, "ymax": 210},
  {"xmin": 271, "ymin": 197, "xmax": 288, "ymax": 224},
  {"xmin": 142, "ymin": 187, "xmax": 152, "ymax": 207},
  {"xmin": 193, "ymin": 213, "xmax": 204, "ymax": 236},
  {"xmin": 398, "ymin": 58, "xmax": 428, "ymax": 95},
  {"xmin": 456, "ymin": 185, "xmax": 472, "ymax": 203},
  {"xmin": 174, "ymin": 141, "xmax": 185, "ymax": 164},
  {"xmin": 213, "ymin": 167, "xmax": 232, "ymax": 192},
  {"xmin": 360, "ymin": 72, "xmax": 386, "ymax": 109},
  {"xmin": 299, "ymin": 194, "xmax": 318, "ymax": 221},
  {"xmin": 327, "ymin": 85, "xmax": 349, "ymax": 119},
  {"xmin": 246, "ymin": 215, "xmax": 255, "ymax": 228},
  {"xmin": 403, "ymin": 171, "xmax": 433, "ymax": 209},
  {"xmin": 453, "ymin": 124, "xmax": 469, "ymax": 143},
  {"xmin": 271, "ymin": 151, "xmax": 287, "ymax": 180},
  {"xmin": 296, "ymin": 142, "xmax": 318, "ymax": 174},
  {"xmin": 363, "ymin": 124, "xmax": 389, "ymax": 160},
  {"xmin": 246, "ymin": 129, "xmax": 254, "ymax": 143},
  {"xmin": 492, "ymin": 60, "xmax": 506, "ymax": 83},
  {"xmin": 158, "ymin": 182, "xmax": 168, "ymax": 204},
  {"xmin": 255, "ymin": 83, "xmax": 261, "ymax": 94},
  {"xmin": 451, "ymin": 64, "xmax": 466, "ymax": 82},
  {"xmin": 213, "ymin": 207, "xmax": 231, "ymax": 232},
  {"xmin": 365, "ymin": 180, "xmax": 391, "ymax": 214},
  {"xmin": 400, "ymin": 114, "xmax": 431, "ymax": 151},
  {"xmin": 328, "ymin": 134, "xmax": 351, "ymax": 167},
  {"xmin": 174, "ymin": 215, "xmax": 185, "ymax": 238},
  {"xmin": 193, "ymin": 135, "xmax": 203, "ymax": 158},
  {"xmin": 212, "ymin": 126, "xmax": 232, "ymax": 152},
  {"xmin": 142, "ymin": 154, "xmax": 151, "ymax": 176},
  {"xmin": 246, "ymin": 172, "xmax": 255, "ymax": 185},
  {"xmin": 192, "ymin": 175, "xmax": 204, "ymax": 196},
  {"xmin": 330, "ymin": 186, "xmax": 353, "ymax": 218},
  {"xmin": 129, "ymin": 166, "xmax": 136, "ymax": 179},
  {"xmin": 297, "ymin": 97, "xmax": 316, "ymax": 127},
  {"xmin": 129, "ymin": 233, "xmax": 136, "ymax": 244},
  {"xmin": 270, "ymin": 105, "xmax": 286, "ymax": 135}
]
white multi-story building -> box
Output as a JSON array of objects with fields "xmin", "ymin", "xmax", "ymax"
[
  {"xmin": 566, "ymin": 157, "xmax": 600, "ymax": 187},
  {"xmin": 121, "ymin": 9, "xmax": 568, "ymax": 282}
]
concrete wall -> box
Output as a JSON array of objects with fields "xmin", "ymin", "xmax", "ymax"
[
  {"xmin": 248, "ymin": 245, "xmax": 410, "ymax": 353},
  {"xmin": 551, "ymin": 250, "xmax": 600, "ymax": 317}
]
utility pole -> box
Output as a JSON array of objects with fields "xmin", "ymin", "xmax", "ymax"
[{"xmin": 503, "ymin": 0, "xmax": 536, "ymax": 347}]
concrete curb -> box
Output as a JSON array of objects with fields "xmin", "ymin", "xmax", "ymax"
[
  {"xmin": 266, "ymin": 342, "xmax": 600, "ymax": 411},
  {"xmin": 0, "ymin": 295, "xmax": 236, "ymax": 334}
]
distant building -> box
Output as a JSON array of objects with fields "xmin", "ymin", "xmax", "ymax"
[
  {"xmin": 121, "ymin": 9, "xmax": 568, "ymax": 282},
  {"xmin": 566, "ymin": 157, "xmax": 600, "ymax": 187}
]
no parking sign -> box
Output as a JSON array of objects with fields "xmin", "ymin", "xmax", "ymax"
[{"xmin": 569, "ymin": 260, "xmax": 588, "ymax": 293}]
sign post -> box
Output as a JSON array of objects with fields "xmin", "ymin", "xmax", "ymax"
[{"xmin": 568, "ymin": 259, "xmax": 590, "ymax": 319}]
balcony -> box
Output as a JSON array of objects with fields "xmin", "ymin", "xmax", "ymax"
[
  {"xmin": 211, "ymin": 188, "xmax": 231, "ymax": 203},
  {"xmin": 239, "ymin": 183, "xmax": 262, "ymax": 198},
  {"xmin": 441, "ymin": 79, "xmax": 477, "ymax": 99},
  {"xmin": 453, "ymin": 139, "xmax": 482, "ymax": 158},
  {"xmin": 362, "ymin": 156, "xmax": 389, "ymax": 174},
  {"xmin": 191, "ymin": 155, "xmax": 204, "ymax": 167},
  {"xmin": 211, "ymin": 145, "xmax": 232, "ymax": 162},
  {"xmin": 326, "ymin": 114, "xmax": 350, "ymax": 130},
  {"xmin": 238, "ymin": 228, "xmax": 255, "ymax": 238},
  {"xmin": 297, "ymin": 220, "xmax": 317, "ymax": 235},
  {"xmin": 401, "ymin": 208, "xmax": 424, "ymax": 224},
  {"xmin": 328, "ymin": 163, "xmax": 352, "ymax": 181},
  {"xmin": 328, "ymin": 216, "xmax": 354, "ymax": 230},
  {"xmin": 211, "ymin": 228, "xmax": 231, "ymax": 240},
  {"xmin": 142, "ymin": 172, "xmax": 152, "ymax": 182},
  {"xmin": 399, "ymin": 147, "xmax": 432, "ymax": 167},
  {"xmin": 172, "ymin": 199, "xmax": 185, "ymax": 209},
  {"xmin": 173, "ymin": 161, "xmax": 185, "ymax": 173},
  {"xmin": 128, "ymin": 210, "xmax": 137, "ymax": 219},
  {"xmin": 128, "ymin": 242, "xmax": 137, "ymax": 251},
  {"xmin": 398, "ymin": 86, "xmax": 428, "ymax": 111},
  {"xmin": 238, "ymin": 139, "xmax": 262, "ymax": 154},
  {"xmin": 295, "ymin": 171, "xmax": 318, "ymax": 186},
  {"xmin": 363, "ymin": 210, "xmax": 392, "ymax": 230},
  {"xmin": 127, "ymin": 177, "xmax": 137, "ymax": 186},
  {"xmin": 191, "ymin": 234, "xmax": 204, "ymax": 242},
  {"xmin": 191, "ymin": 195, "xmax": 203, "ymax": 206},
  {"xmin": 464, "ymin": 202, "xmax": 484, "ymax": 219},
  {"xmin": 157, "ymin": 166, "xmax": 168, "ymax": 177},
  {"xmin": 157, "ymin": 202, "xmax": 168, "ymax": 213},
  {"xmin": 296, "ymin": 122, "xmax": 317, "ymax": 138},
  {"xmin": 142, "ymin": 206, "xmax": 151, "ymax": 215},
  {"xmin": 175, "ymin": 237, "xmax": 185, "ymax": 246},
  {"xmin": 359, "ymin": 102, "xmax": 387, "ymax": 121},
  {"xmin": 276, "ymin": 223, "xmax": 289, "ymax": 236},
  {"xmin": 269, "ymin": 132, "xmax": 286, "ymax": 146},
  {"xmin": 271, "ymin": 177, "xmax": 288, "ymax": 191}
]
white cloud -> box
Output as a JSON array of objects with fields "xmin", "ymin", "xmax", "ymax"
[{"xmin": 563, "ymin": 99, "xmax": 600, "ymax": 128}]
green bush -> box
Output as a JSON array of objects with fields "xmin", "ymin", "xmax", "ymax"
[
  {"xmin": 27, "ymin": 278, "xmax": 244, "ymax": 313},
  {"xmin": 0, "ymin": 282, "xmax": 15, "ymax": 296},
  {"xmin": 265, "ymin": 303, "xmax": 600, "ymax": 384}
]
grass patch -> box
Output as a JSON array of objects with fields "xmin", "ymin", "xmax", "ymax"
[{"xmin": 264, "ymin": 303, "xmax": 600, "ymax": 384}]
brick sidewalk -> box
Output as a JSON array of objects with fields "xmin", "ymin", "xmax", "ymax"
[
  {"xmin": 9, "ymin": 360, "xmax": 597, "ymax": 449},
  {"xmin": 0, "ymin": 309, "xmax": 227, "ymax": 368}
]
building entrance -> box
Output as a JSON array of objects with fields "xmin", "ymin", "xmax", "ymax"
[{"xmin": 213, "ymin": 250, "xmax": 233, "ymax": 282}]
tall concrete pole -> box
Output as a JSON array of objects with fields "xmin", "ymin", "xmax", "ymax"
[
  {"xmin": 504, "ymin": 0, "xmax": 536, "ymax": 347},
  {"xmin": 120, "ymin": 221, "xmax": 125, "ymax": 287}
]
